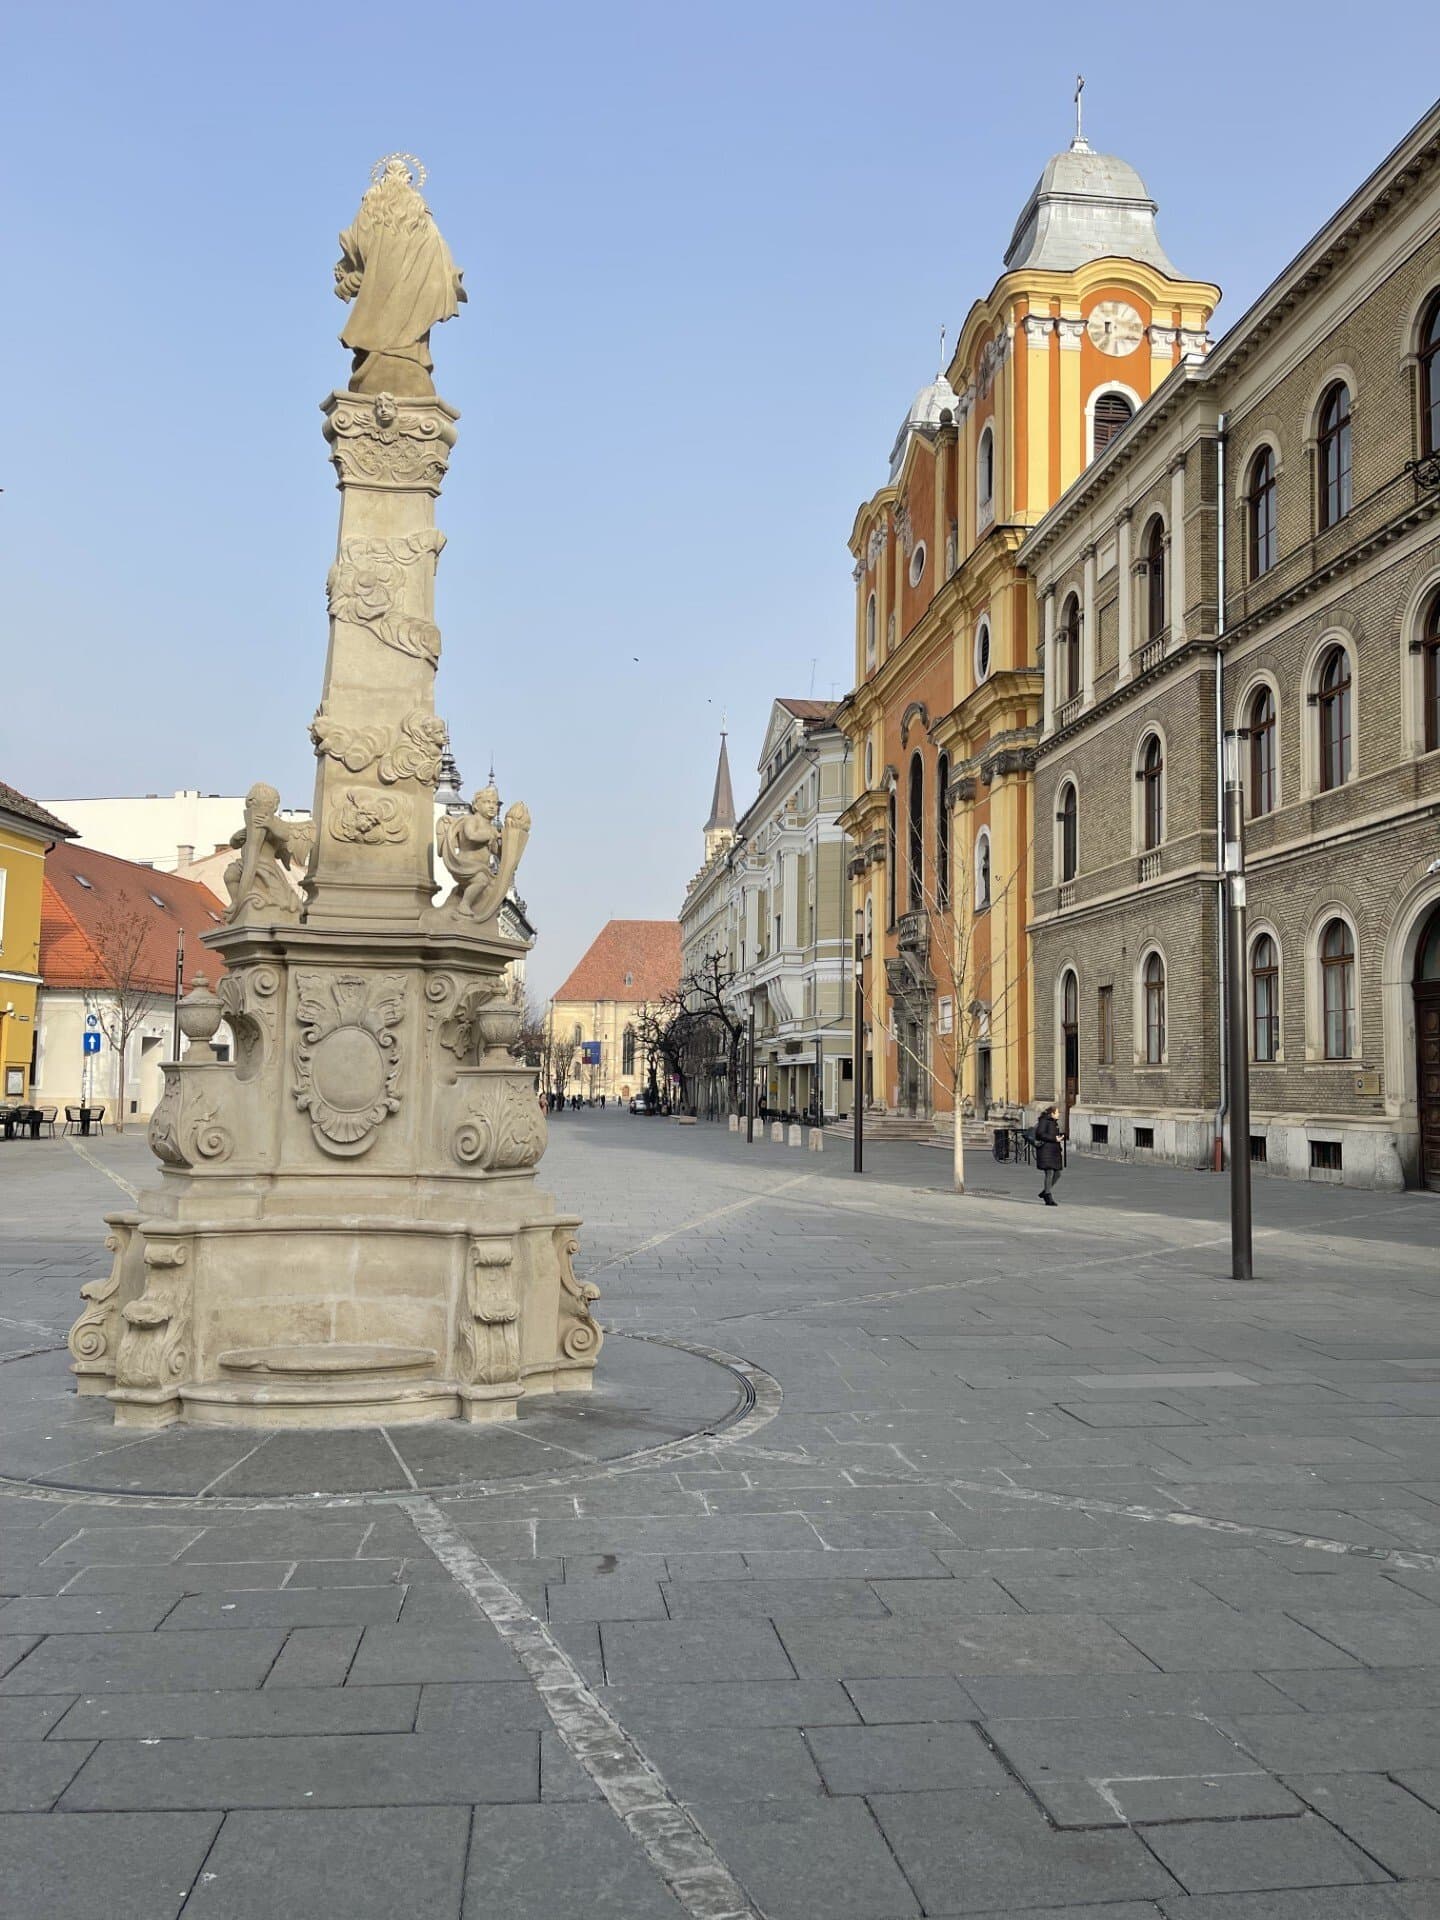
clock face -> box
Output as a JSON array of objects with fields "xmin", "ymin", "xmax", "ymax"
[{"xmin": 1087, "ymin": 300, "xmax": 1144, "ymax": 357}]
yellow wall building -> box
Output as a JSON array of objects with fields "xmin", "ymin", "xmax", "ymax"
[
  {"xmin": 0, "ymin": 782, "xmax": 75, "ymax": 1104},
  {"xmin": 837, "ymin": 123, "xmax": 1219, "ymax": 1127}
]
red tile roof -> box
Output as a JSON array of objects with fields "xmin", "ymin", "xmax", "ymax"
[
  {"xmin": 0, "ymin": 780, "xmax": 75, "ymax": 841},
  {"xmin": 41, "ymin": 842, "xmax": 228, "ymax": 994},
  {"xmin": 552, "ymin": 920, "xmax": 681, "ymax": 1005}
]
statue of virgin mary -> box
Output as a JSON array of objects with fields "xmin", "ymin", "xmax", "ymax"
[{"xmin": 335, "ymin": 156, "xmax": 466, "ymax": 397}]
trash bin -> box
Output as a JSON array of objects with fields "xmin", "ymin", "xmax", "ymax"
[{"xmin": 993, "ymin": 1126, "xmax": 1010, "ymax": 1161}]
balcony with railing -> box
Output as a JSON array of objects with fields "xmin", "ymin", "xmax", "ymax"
[
  {"xmin": 1058, "ymin": 883, "xmax": 1076, "ymax": 910},
  {"xmin": 1056, "ymin": 695, "xmax": 1084, "ymax": 731},
  {"xmin": 1138, "ymin": 850, "xmax": 1162, "ymax": 884},
  {"xmin": 897, "ymin": 910, "xmax": 930, "ymax": 957},
  {"xmin": 1136, "ymin": 632, "xmax": 1167, "ymax": 676}
]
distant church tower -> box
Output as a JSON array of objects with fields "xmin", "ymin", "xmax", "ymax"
[{"xmin": 703, "ymin": 729, "xmax": 737, "ymax": 864}]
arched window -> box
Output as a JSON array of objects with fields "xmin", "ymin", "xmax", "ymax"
[
  {"xmin": 1058, "ymin": 781, "xmax": 1078, "ymax": 883},
  {"xmin": 907, "ymin": 754, "xmax": 924, "ymax": 912},
  {"xmin": 1141, "ymin": 735, "xmax": 1164, "ymax": 849},
  {"xmin": 1320, "ymin": 918, "xmax": 1356, "ymax": 1059},
  {"xmin": 1317, "ymin": 382, "xmax": 1352, "ymax": 528},
  {"xmin": 1422, "ymin": 293, "xmax": 1440, "ymax": 458},
  {"xmin": 865, "ymin": 593, "xmax": 877, "ymax": 668},
  {"xmin": 572, "ymin": 1023, "xmax": 583, "ymax": 1046},
  {"xmin": 935, "ymin": 754, "xmax": 951, "ymax": 911},
  {"xmin": 1143, "ymin": 952, "xmax": 1166, "ymax": 1064},
  {"xmin": 1248, "ymin": 686, "xmax": 1277, "ymax": 816},
  {"xmin": 886, "ymin": 789, "xmax": 897, "ymax": 927},
  {"xmin": 1317, "ymin": 645, "xmax": 1352, "ymax": 790},
  {"xmin": 1059, "ymin": 593, "xmax": 1081, "ymax": 700},
  {"xmin": 622, "ymin": 1026, "xmax": 636, "ymax": 1076},
  {"xmin": 975, "ymin": 829, "xmax": 992, "ymax": 911},
  {"xmin": 1422, "ymin": 590, "xmax": 1440, "ymax": 754},
  {"xmin": 1145, "ymin": 518, "xmax": 1166, "ymax": 639},
  {"xmin": 1092, "ymin": 391, "xmax": 1133, "ymax": 456},
  {"xmin": 1061, "ymin": 968, "xmax": 1079, "ymax": 1103},
  {"xmin": 1248, "ymin": 447, "xmax": 1278, "ymax": 577},
  {"xmin": 974, "ymin": 620, "xmax": 992, "ymax": 683},
  {"xmin": 978, "ymin": 426, "xmax": 995, "ymax": 514},
  {"xmin": 1251, "ymin": 933, "xmax": 1280, "ymax": 1062}
]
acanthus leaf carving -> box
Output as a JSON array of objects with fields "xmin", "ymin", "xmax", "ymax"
[
  {"xmin": 293, "ymin": 971, "xmax": 406, "ymax": 1156},
  {"xmin": 310, "ymin": 713, "xmax": 388, "ymax": 773},
  {"xmin": 67, "ymin": 1212, "xmax": 140, "ymax": 1379},
  {"xmin": 325, "ymin": 395, "xmax": 456, "ymax": 490},
  {"xmin": 115, "ymin": 1241, "xmax": 192, "ymax": 1390},
  {"xmin": 555, "ymin": 1230, "xmax": 602, "ymax": 1365},
  {"xmin": 452, "ymin": 1076, "xmax": 547, "ymax": 1170},
  {"xmin": 459, "ymin": 1238, "xmax": 521, "ymax": 1389},
  {"xmin": 326, "ymin": 529, "xmax": 445, "ymax": 664}
]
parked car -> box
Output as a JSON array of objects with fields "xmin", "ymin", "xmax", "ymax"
[{"xmin": 630, "ymin": 1093, "xmax": 658, "ymax": 1115}]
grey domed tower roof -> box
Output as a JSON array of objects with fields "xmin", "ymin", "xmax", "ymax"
[
  {"xmin": 1004, "ymin": 137, "xmax": 1179, "ymax": 277},
  {"xmin": 889, "ymin": 371, "xmax": 958, "ymax": 479}
]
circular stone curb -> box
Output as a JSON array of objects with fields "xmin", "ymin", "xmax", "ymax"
[{"xmin": 0, "ymin": 1332, "xmax": 781, "ymax": 1510}]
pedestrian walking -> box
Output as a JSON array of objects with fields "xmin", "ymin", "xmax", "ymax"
[{"xmin": 1036, "ymin": 1103, "xmax": 1065, "ymax": 1205}]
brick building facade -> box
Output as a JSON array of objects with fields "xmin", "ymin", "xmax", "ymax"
[{"xmin": 1022, "ymin": 102, "xmax": 1440, "ymax": 1190}]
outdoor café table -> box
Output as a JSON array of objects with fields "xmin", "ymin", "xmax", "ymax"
[{"xmin": 3, "ymin": 1108, "xmax": 41, "ymax": 1141}]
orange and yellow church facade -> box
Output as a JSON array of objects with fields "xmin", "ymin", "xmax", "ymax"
[{"xmin": 836, "ymin": 130, "xmax": 1219, "ymax": 1124}]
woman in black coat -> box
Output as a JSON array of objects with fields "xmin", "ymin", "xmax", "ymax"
[{"xmin": 1035, "ymin": 1104, "xmax": 1065, "ymax": 1205}]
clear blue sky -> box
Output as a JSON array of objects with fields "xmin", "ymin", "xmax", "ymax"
[{"xmin": 4, "ymin": 3, "xmax": 1436, "ymax": 996}]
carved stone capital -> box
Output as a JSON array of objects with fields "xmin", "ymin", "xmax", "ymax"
[{"xmin": 323, "ymin": 392, "xmax": 458, "ymax": 493}]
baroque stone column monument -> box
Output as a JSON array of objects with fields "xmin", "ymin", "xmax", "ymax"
[{"xmin": 68, "ymin": 156, "xmax": 600, "ymax": 1429}]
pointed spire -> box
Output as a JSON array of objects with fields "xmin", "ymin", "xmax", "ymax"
[
  {"xmin": 437, "ymin": 727, "xmax": 466, "ymax": 815},
  {"xmin": 705, "ymin": 729, "xmax": 736, "ymax": 834}
]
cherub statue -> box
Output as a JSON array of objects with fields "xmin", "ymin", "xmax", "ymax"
[
  {"xmin": 435, "ymin": 785, "xmax": 531, "ymax": 922},
  {"xmin": 334, "ymin": 155, "xmax": 466, "ymax": 398},
  {"xmin": 223, "ymin": 783, "xmax": 313, "ymax": 924}
]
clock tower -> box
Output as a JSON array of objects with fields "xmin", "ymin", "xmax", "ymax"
[{"xmin": 836, "ymin": 115, "xmax": 1219, "ymax": 1139}]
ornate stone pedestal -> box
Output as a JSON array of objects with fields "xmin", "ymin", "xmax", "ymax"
[{"xmin": 68, "ymin": 161, "xmax": 599, "ymax": 1429}]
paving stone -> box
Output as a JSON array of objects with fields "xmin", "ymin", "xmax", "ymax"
[
  {"xmin": 870, "ymin": 1783, "xmax": 1174, "ymax": 1912},
  {"xmin": 462, "ymin": 1803, "xmax": 685, "ymax": 1918},
  {"xmin": 59, "ymin": 1729, "xmax": 540, "ymax": 1809},
  {"xmin": 52, "ymin": 1684, "xmax": 419, "ymax": 1740},
  {"xmin": 544, "ymin": 1578, "xmax": 669, "ymax": 1622},
  {"xmin": 183, "ymin": 1806, "xmax": 469, "ymax": 1918},
  {"xmin": 0, "ymin": 1629, "xmax": 282, "ymax": 1694},
  {"xmin": 1108, "ymin": 1610, "xmax": 1356, "ymax": 1671},
  {"xmin": 56, "ymin": 1561, "xmax": 293, "ymax": 1595},
  {"xmin": 345, "ymin": 1625, "xmax": 524, "ymax": 1686},
  {"xmin": 736, "ymin": 1547, "xmax": 951, "ymax": 1579},
  {"xmin": 1155, "ymin": 1891, "xmax": 1416, "ymax": 1918},
  {"xmin": 775, "ymin": 1612, "xmax": 1156, "ymax": 1678},
  {"xmin": 1260, "ymin": 1666, "xmax": 1440, "ymax": 1713},
  {"xmin": 0, "ymin": 1695, "xmax": 72, "ymax": 1739},
  {"xmin": 633, "ymin": 1722, "xmax": 826, "ymax": 1799},
  {"xmin": 286, "ymin": 1557, "xmax": 409, "ymax": 1587},
  {"xmin": 0, "ymin": 1593, "xmax": 175, "ymax": 1634},
  {"xmin": 1048, "ymin": 1768, "xmax": 1304, "ymax": 1826},
  {"xmin": 415, "ymin": 1682, "xmax": 553, "ymax": 1733},
  {"xmin": 539, "ymin": 1729, "xmax": 602, "ymax": 1800},
  {"xmin": 39, "ymin": 1525, "xmax": 204, "ymax": 1567},
  {"xmin": 0, "ymin": 1738, "xmax": 95, "ymax": 1809},
  {"xmin": 1284, "ymin": 1771, "xmax": 1440, "ymax": 1878},
  {"xmin": 1227, "ymin": 1710, "xmax": 1440, "ymax": 1773},
  {"xmin": 262, "ymin": 1626, "xmax": 361, "ymax": 1687},
  {"xmin": 840, "ymin": 1676, "xmax": 982, "ymax": 1722},
  {"xmin": 599, "ymin": 1679, "xmax": 858, "ymax": 1727},
  {"xmin": 690, "ymin": 1796, "xmax": 921, "ymax": 1918},
  {"xmin": 160, "ymin": 1587, "xmax": 404, "ymax": 1631},
  {"xmin": 0, "ymin": 1809, "xmax": 221, "ymax": 1920},
  {"xmin": 597, "ymin": 1617, "xmax": 795, "ymax": 1683},
  {"xmin": 658, "ymin": 1576, "xmax": 889, "ymax": 1618},
  {"xmin": 1284, "ymin": 1608, "xmax": 1440, "ymax": 1665},
  {"xmin": 808, "ymin": 1720, "xmax": 1009, "ymax": 1793},
  {"xmin": 1140, "ymin": 1810, "xmax": 1390, "ymax": 1894}
]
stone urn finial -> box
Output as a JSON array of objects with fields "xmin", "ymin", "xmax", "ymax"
[{"xmin": 178, "ymin": 973, "xmax": 224, "ymax": 1063}]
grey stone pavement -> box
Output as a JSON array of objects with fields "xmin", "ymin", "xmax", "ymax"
[{"xmin": 0, "ymin": 1113, "xmax": 1438, "ymax": 1919}]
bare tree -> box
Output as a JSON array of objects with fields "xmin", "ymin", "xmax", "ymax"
[
  {"xmin": 678, "ymin": 951, "xmax": 748, "ymax": 1113},
  {"xmin": 87, "ymin": 903, "xmax": 162, "ymax": 1134},
  {"xmin": 864, "ymin": 836, "xmax": 1031, "ymax": 1194},
  {"xmin": 515, "ymin": 994, "xmax": 548, "ymax": 1070}
]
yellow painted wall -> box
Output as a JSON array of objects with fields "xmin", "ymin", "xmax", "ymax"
[{"xmin": 0, "ymin": 823, "xmax": 50, "ymax": 1101}]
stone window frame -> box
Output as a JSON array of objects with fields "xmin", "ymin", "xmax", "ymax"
[
  {"xmin": 908, "ymin": 541, "xmax": 928, "ymax": 590},
  {"xmin": 977, "ymin": 424, "xmax": 996, "ymax": 532},
  {"xmin": 1303, "ymin": 903, "xmax": 1362, "ymax": 1065},
  {"xmin": 1139, "ymin": 511, "xmax": 1169, "ymax": 642},
  {"xmin": 1302, "ymin": 630, "xmax": 1359, "ymax": 796},
  {"xmin": 1134, "ymin": 943, "xmax": 1169, "ymax": 1068},
  {"xmin": 974, "ymin": 826, "xmax": 993, "ymax": 914},
  {"xmin": 1398, "ymin": 561, "xmax": 1440, "ymax": 759},
  {"xmin": 1131, "ymin": 725, "xmax": 1169, "ymax": 855},
  {"xmin": 1233, "ymin": 668, "xmax": 1283, "ymax": 818},
  {"xmin": 1085, "ymin": 381, "xmax": 1141, "ymax": 465},
  {"xmin": 1303, "ymin": 362, "xmax": 1360, "ymax": 535},
  {"xmin": 973, "ymin": 615, "xmax": 993, "ymax": 686},
  {"xmin": 1058, "ymin": 589, "xmax": 1083, "ymax": 702},
  {"xmin": 1054, "ymin": 773, "xmax": 1080, "ymax": 886},
  {"xmin": 1247, "ymin": 921, "xmax": 1285, "ymax": 1065},
  {"xmin": 1402, "ymin": 285, "xmax": 1440, "ymax": 459}
]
